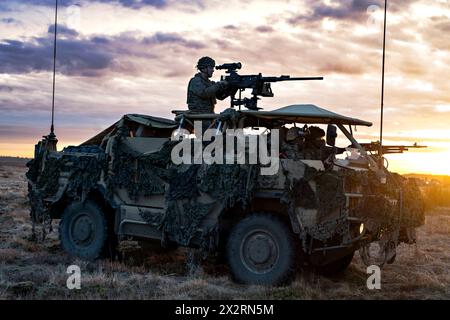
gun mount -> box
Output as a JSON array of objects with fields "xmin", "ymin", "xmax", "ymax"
[{"xmin": 216, "ymin": 62, "xmax": 323, "ymax": 110}]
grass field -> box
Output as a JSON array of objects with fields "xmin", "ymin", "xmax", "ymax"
[{"xmin": 1, "ymin": 158, "xmax": 449, "ymax": 300}]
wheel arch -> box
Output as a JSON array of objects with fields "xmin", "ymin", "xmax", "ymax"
[
  {"xmin": 218, "ymin": 197, "xmax": 298, "ymax": 243},
  {"xmin": 50, "ymin": 186, "xmax": 116, "ymax": 224}
]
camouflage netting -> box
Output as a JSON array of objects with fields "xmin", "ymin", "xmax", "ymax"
[
  {"xmin": 26, "ymin": 147, "xmax": 106, "ymax": 239},
  {"xmin": 161, "ymin": 163, "xmax": 259, "ymax": 249},
  {"xmin": 64, "ymin": 155, "xmax": 107, "ymax": 201},
  {"xmin": 282, "ymin": 165, "xmax": 348, "ymax": 242},
  {"xmin": 162, "ymin": 201, "xmax": 211, "ymax": 247},
  {"xmin": 102, "ymin": 129, "xmax": 260, "ymax": 250},
  {"xmin": 345, "ymin": 170, "xmax": 425, "ymax": 234},
  {"xmin": 138, "ymin": 208, "xmax": 164, "ymax": 225},
  {"xmin": 400, "ymin": 176, "xmax": 426, "ymax": 228},
  {"xmin": 28, "ymin": 123, "xmax": 260, "ymax": 251},
  {"xmin": 281, "ymin": 162, "xmax": 425, "ymax": 244},
  {"xmin": 106, "ymin": 136, "xmax": 177, "ymax": 199},
  {"xmin": 216, "ymin": 108, "xmax": 241, "ymax": 127},
  {"xmin": 197, "ymin": 163, "xmax": 259, "ymax": 208},
  {"xmin": 344, "ymin": 170, "xmax": 426, "ymax": 265}
]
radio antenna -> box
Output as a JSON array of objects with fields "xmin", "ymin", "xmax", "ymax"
[
  {"xmin": 50, "ymin": 0, "xmax": 58, "ymax": 137},
  {"xmin": 379, "ymin": 0, "xmax": 387, "ymax": 165},
  {"xmin": 44, "ymin": 0, "xmax": 58, "ymax": 151}
]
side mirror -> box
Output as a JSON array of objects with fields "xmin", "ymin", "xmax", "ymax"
[{"xmin": 326, "ymin": 124, "xmax": 337, "ymax": 146}]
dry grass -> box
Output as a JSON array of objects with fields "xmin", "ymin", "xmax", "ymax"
[{"xmin": 0, "ymin": 159, "xmax": 449, "ymax": 300}]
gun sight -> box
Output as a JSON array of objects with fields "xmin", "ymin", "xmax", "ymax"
[{"xmin": 216, "ymin": 62, "xmax": 242, "ymax": 71}]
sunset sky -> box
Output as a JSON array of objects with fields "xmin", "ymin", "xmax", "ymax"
[{"xmin": 0, "ymin": 0, "xmax": 449, "ymax": 175}]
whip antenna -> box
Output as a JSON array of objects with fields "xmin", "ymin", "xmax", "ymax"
[
  {"xmin": 50, "ymin": 0, "xmax": 58, "ymax": 136},
  {"xmin": 379, "ymin": 0, "xmax": 387, "ymax": 165}
]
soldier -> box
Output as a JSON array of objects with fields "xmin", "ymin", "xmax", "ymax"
[
  {"xmin": 304, "ymin": 126, "xmax": 346, "ymax": 164},
  {"xmin": 280, "ymin": 127, "xmax": 305, "ymax": 160},
  {"xmin": 187, "ymin": 56, "xmax": 229, "ymax": 114}
]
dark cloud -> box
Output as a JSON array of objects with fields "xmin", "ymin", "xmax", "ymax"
[
  {"xmin": 1, "ymin": 18, "xmax": 18, "ymax": 24},
  {"xmin": 142, "ymin": 32, "xmax": 205, "ymax": 49},
  {"xmin": 223, "ymin": 25, "xmax": 238, "ymax": 30},
  {"xmin": 288, "ymin": 0, "xmax": 416, "ymax": 24},
  {"xmin": 289, "ymin": 0, "xmax": 381, "ymax": 24},
  {"xmin": 0, "ymin": 29, "xmax": 205, "ymax": 76},
  {"xmin": 2, "ymin": 0, "xmax": 76, "ymax": 8},
  {"xmin": 91, "ymin": 37, "xmax": 110, "ymax": 44},
  {"xmin": 255, "ymin": 26, "xmax": 274, "ymax": 33},
  {"xmin": 0, "ymin": 85, "xmax": 14, "ymax": 92},
  {"xmin": 0, "ymin": 37, "xmax": 113, "ymax": 76},
  {"xmin": 54, "ymin": 39, "xmax": 113, "ymax": 76},
  {"xmin": 48, "ymin": 24, "xmax": 79, "ymax": 37},
  {"xmin": 99, "ymin": 0, "xmax": 167, "ymax": 8},
  {"xmin": 0, "ymin": 0, "xmax": 168, "ymax": 11}
]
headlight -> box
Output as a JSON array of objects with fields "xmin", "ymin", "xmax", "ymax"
[{"xmin": 359, "ymin": 223, "xmax": 365, "ymax": 234}]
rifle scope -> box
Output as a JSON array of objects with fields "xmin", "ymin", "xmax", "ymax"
[{"xmin": 216, "ymin": 62, "xmax": 242, "ymax": 71}]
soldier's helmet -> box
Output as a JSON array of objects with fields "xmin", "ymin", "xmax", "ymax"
[
  {"xmin": 197, "ymin": 56, "xmax": 216, "ymax": 69},
  {"xmin": 286, "ymin": 127, "xmax": 302, "ymax": 142},
  {"xmin": 308, "ymin": 126, "xmax": 325, "ymax": 139},
  {"xmin": 307, "ymin": 126, "xmax": 326, "ymax": 148}
]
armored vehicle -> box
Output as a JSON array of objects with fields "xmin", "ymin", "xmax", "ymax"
[{"xmin": 26, "ymin": 104, "xmax": 424, "ymax": 285}]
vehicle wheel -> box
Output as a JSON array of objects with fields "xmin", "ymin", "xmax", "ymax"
[
  {"xmin": 59, "ymin": 201, "xmax": 108, "ymax": 261},
  {"xmin": 226, "ymin": 213, "xmax": 296, "ymax": 285},
  {"xmin": 314, "ymin": 251, "xmax": 354, "ymax": 276}
]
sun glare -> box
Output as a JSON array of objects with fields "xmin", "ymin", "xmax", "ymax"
[{"xmin": 387, "ymin": 150, "xmax": 450, "ymax": 175}]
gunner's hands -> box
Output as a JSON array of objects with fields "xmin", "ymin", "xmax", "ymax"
[{"xmin": 218, "ymin": 80, "xmax": 229, "ymax": 88}]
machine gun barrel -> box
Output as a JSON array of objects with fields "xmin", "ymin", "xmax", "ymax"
[
  {"xmin": 360, "ymin": 142, "xmax": 427, "ymax": 154},
  {"xmin": 261, "ymin": 76, "xmax": 324, "ymax": 82}
]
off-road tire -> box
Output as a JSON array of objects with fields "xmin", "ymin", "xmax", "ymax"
[
  {"xmin": 59, "ymin": 201, "xmax": 108, "ymax": 261},
  {"xmin": 314, "ymin": 251, "xmax": 354, "ymax": 276},
  {"xmin": 226, "ymin": 213, "xmax": 296, "ymax": 285}
]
